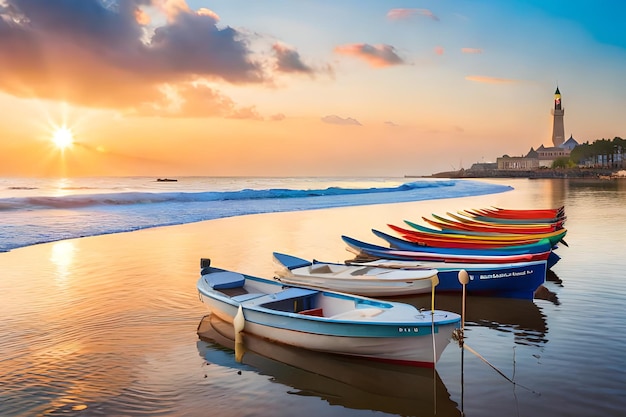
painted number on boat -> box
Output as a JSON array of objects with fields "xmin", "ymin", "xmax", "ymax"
[{"xmin": 398, "ymin": 327, "xmax": 421, "ymax": 333}]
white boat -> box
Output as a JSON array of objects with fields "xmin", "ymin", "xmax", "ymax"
[
  {"xmin": 272, "ymin": 252, "xmax": 439, "ymax": 296},
  {"xmin": 197, "ymin": 258, "xmax": 461, "ymax": 367}
]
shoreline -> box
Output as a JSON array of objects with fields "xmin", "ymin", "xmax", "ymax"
[{"xmin": 417, "ymin": 167, "xmax": 620, "ymax": 179}]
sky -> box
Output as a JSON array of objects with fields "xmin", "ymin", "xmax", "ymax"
[{"xmin": 0, "ymin": 0, "xmax": 624, "ymax": 177}]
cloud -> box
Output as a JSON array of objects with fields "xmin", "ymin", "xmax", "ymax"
[
  {"xmin": 385, "ymin": 120, "xmax": 399, "ymax": 127},
  {"xmin": 132, "ymin": 83, "xmax": 262, "ymax": 118},
  {"xmin": 272, "ymin": 43, "xmax": 314, "ymax": 74},
  {"xmin": 334, "ymin": 43, "xmax": 405, "ymax": 68},
  {"xmin": 461, "ymin": 48, "xmax": 483, "ymax": 54},
  {"xmin": 465, "ymin": 75, "xmax": 520, "ymax": 84},
  {"xmin": 387, "ymin": 8, "xmax": 439, "ymax": 21},
  {"xmin": 270, "ymin": 113, "xmax": 286, "ymax": 121},
  {"xmin": 321, "ymin": 115, "xmax": 362, "ymax": 126},
  {"xmin": 0, "ymin": 0, "xmax": 266, "ymax": 111},
  {"xmin": 434, "ymin": 46, "xmax": 445, "ymax": 56}
]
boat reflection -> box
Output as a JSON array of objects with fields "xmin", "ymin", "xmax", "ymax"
[
  {"xmin": 197, "ymin": 314, "xmax": 461, "ymax": 416},
  {"xmin": 390, "ymin": 291, "xmax": 551, "ymax": 347}
]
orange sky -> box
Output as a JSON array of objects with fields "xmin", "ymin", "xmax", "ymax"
[{"xmin": 0, "ymin": 0, "xmax": 624, "ymax": 177}]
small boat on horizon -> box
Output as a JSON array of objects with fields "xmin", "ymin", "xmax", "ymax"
[{"xmin": 156, "ymin": 178, "xmax": 177, "ymax": 182}]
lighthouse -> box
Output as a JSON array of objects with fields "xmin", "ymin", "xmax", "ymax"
[{"xmin": 551, "ymin": 87, "xmax": 565, "ymax": 147}]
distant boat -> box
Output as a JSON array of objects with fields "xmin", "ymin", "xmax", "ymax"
[
  {"xmin": 197, "ymin": 258, "xmax": 460, "ymax": 367},
  {"xmin": 156, "ymin": 178, "xmax": 177, "ymax": 182}
]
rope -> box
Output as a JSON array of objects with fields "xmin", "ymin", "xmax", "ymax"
[{"xmin": 463, "ymin": 343, "xmax": 538, "ymax": 394}]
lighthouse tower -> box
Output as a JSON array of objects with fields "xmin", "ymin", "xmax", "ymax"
[{"xmin": 551, "ymin": 86, "xmax": 565, "ymax": 147}]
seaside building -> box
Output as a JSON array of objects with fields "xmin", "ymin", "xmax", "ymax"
[{"xmin": 496, "ymin": 86, "xmax": 578, "ymax": 170}]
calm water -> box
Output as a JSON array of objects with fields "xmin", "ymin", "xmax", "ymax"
[{"xmin": 1, "ymin": 177, "xmax": 625, "ymax": 416}]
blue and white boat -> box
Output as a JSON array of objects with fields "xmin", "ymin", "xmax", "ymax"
[
  {"xmin": 197, "ymin": 258, "xmax": 461, "ymax": 367},
  {"xmin": 342, "ymin": 236, "xmax": 547, "ymax": 299}
]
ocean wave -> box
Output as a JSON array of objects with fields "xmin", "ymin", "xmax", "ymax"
[
  {"xmin": 0, "ymin": 179, "xmax": 512, "ymax": 252},
  {"xmin": 0, "ymin": 180, "xmax": 457, "ymax": 211}
]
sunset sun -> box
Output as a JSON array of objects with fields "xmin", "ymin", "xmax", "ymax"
[{"xmin": 51, "ymin": 127, "xmax": 74, "ymax": 150}]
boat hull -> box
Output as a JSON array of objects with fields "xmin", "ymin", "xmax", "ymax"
[{"xmin": 197, "ymin": 264, "xmax": 460, "ymax": 367}]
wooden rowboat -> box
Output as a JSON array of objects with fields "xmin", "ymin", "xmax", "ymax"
[
  {"xmin": 272, "ymin": 252, "xmax": 439, "ymax": 296},
  {"xmin": 197, "ymin": 258, "xmax": 460, "ymax": 367},
  {"xmin": 341, "ymin": 235, "xmax": 547, "ymax": 264},
  {"xmin": 403, "ymin": 220, "xmax": 567, "ymax": 247},
  {"xmin": 467, "ymin": 206, "xmax": 565, "ymax": 220},
  {"xmin": 428, "ymin": 213, "xmax": 563, "ymax": 234}
]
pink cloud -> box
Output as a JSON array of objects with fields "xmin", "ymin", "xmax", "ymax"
[
  {"xmin": 462, "ymin": 48, "xmax": 483, "ymax": 54},
  {"xmin": 387, "ymin": 8, "xmax": 439, "ymax": 21},
  {"xmin": 334, "ymin": 43, "xmax": 404, "ymax": 68}
]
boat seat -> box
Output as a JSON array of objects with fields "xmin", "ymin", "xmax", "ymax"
[
  {"xmin": 330, "ymin": 308, "xmax": 384, "ymax": 320},
  {"xmin": 204, "ymin": 271, "xmax": 245, "ymax": 290},
  {"xmin": 232, "ymin": 293, "xmax": 265, "ymax": 302}
]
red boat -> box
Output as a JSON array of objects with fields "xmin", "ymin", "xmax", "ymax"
[
  {"xmin": 467, "ymin": 206, "xmax": 565, "ymax": 221},
  {"xmin": 387, "ymin": 224, "xmax": 544, "ymax": 248},
  {"xmin": 424, "ymin": 214, "xmax": 563, "ymax": 235}
]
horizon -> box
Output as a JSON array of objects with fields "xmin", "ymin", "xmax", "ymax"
[{"xmin": 0, "ymin": 0, "xmax": 624, "ymax": 177}]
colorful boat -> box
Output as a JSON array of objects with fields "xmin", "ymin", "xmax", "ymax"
[
  {"xmin": 468, "ymin": 206, "xmax": 565, "ymax": 220},
  {"xmin": 197, "ymin": 258, "xmax": 460, "ymax": 367},
  {"xmin": 458, "ymin": 209, "xmax": 566, "ymax": 225},
  {"xmin": 341, "ymin": 235, "xmax": 548, "ymax": 264},
  {"xmin": 406, "ymin": 220, "xmax": 568, "ymax": 247},
  {"xmin": 273, "ymin": 251, "xmax": 439, "ymax": 296},
  {"xmin": 371, "ymin": 229, "xmax": 560, "ymax": 269},
  {"xmin": 388, "ymin": 224, "xmax": 544, "ymax": 248},
  {"xmin": 427, "ymin": 213, "xmax": 563, "ymax": 234},
  {"xmin": 444, "ymin": 211, "xmax": 565, "ymax": 231},
  {"xmin": 387, "ymin": 224, "xmax": 552, "ymax": 251}
]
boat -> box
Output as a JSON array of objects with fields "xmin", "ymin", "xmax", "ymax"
[
  {"xmin": 342, "ymin": 237, "xmax": 547, "ymax": 299},
  {"xmin": 372, "ymin": 229, "xmax": 560, "ymax": 269},
  {"xmin": 156, "ymin": 178, "xmax": 177, "ymax": 182},
  {"xmin": 197, "ymin": 258, "xmax": 461, "ymax": 367},
  {"xmin": 467, "ymin": 206, "xmax": 565, "ymax": 221},
  {"xmin": 404, "ymin": 219, "xmax": 567, "ymax": 247},
  {"xmin": 373, "ymin": 229, "xmax": 554, "ymax": 256},
  {"xmin": 443, "ymin": 211, "xmax": 565, "ymax": 230},
  {"xmin": 341, "ymin": 235, "xmax": 548, "ymax": 264},
  {"xmin": 197, "ymin": 314, "xmax": 461, "ymax": 416},
  {"xmin": 345, "ymin": 257, "xmax": 547, "ymax": 300},
  {"xmin": 425, "ymin": 213, "xmax": 564, "ymax": 234},
  {"xmin": 387, "ymin": 223, "xmax": 547, "ymax": 248},
  {"xmin": 458, "ymin": 209, "xmax": 566, "ymax": 225},
  {"xmin": 272, "ymin": 252, "xmax": 439, "ymax": 296}
]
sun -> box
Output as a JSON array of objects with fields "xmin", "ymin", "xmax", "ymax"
[{"xmin": 51, "ymin": 127, "xmax": 74, "ymax": 150}]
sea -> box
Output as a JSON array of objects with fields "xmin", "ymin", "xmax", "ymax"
[
  {"xmin": 1, "ymin": 176, "xmax": 625, "ymax": 417},
  {"xmin": 0, "ymin": 176, "xmax": 512, "ymax": 253}
]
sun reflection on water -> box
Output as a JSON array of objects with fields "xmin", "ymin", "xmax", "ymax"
[{"xmin": 50, "ymin": 240, "xmax": 76, "ymax": 285}]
